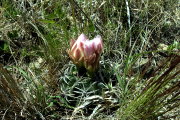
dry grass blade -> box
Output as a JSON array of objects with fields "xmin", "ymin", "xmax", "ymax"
[
  {"xmin": 0, "ymin": 64, "xmax": 26, "ymax": 119},
  {"xmin": 144, "ymin": 55, "xmax": 180, "ymax": 91},
  {"xmin": 117, "ymin": 55, "xmax": 180, "ymax": 119},
  {"xmin": 0, "ymin": 64, "xmax": 24, "ymax": 107}
]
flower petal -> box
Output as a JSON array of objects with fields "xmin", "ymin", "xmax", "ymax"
[
  {"xmin": 91, "ymin": 35, "xmax": 103, "ymax": 53},
  {"xmin": 77, "ymin": 33, "xmax": 88, "ymax": 42},
  {"xmin": 84, "ymin": 40, "xmax": 95, "ymax": 57}
]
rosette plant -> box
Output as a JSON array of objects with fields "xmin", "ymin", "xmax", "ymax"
[{"xmin": 67, "ymin": 33, "xmax": 103, "ymax": 74}]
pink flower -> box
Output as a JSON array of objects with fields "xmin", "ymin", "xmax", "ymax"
[{"xmin": 68, "ymin": 33, "xmax": 103, "ymax": 73}]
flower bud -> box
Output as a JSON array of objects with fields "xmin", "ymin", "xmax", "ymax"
[{"xmin": 68, "ymin": 33, "xmax": 103, "ymax": 74}]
